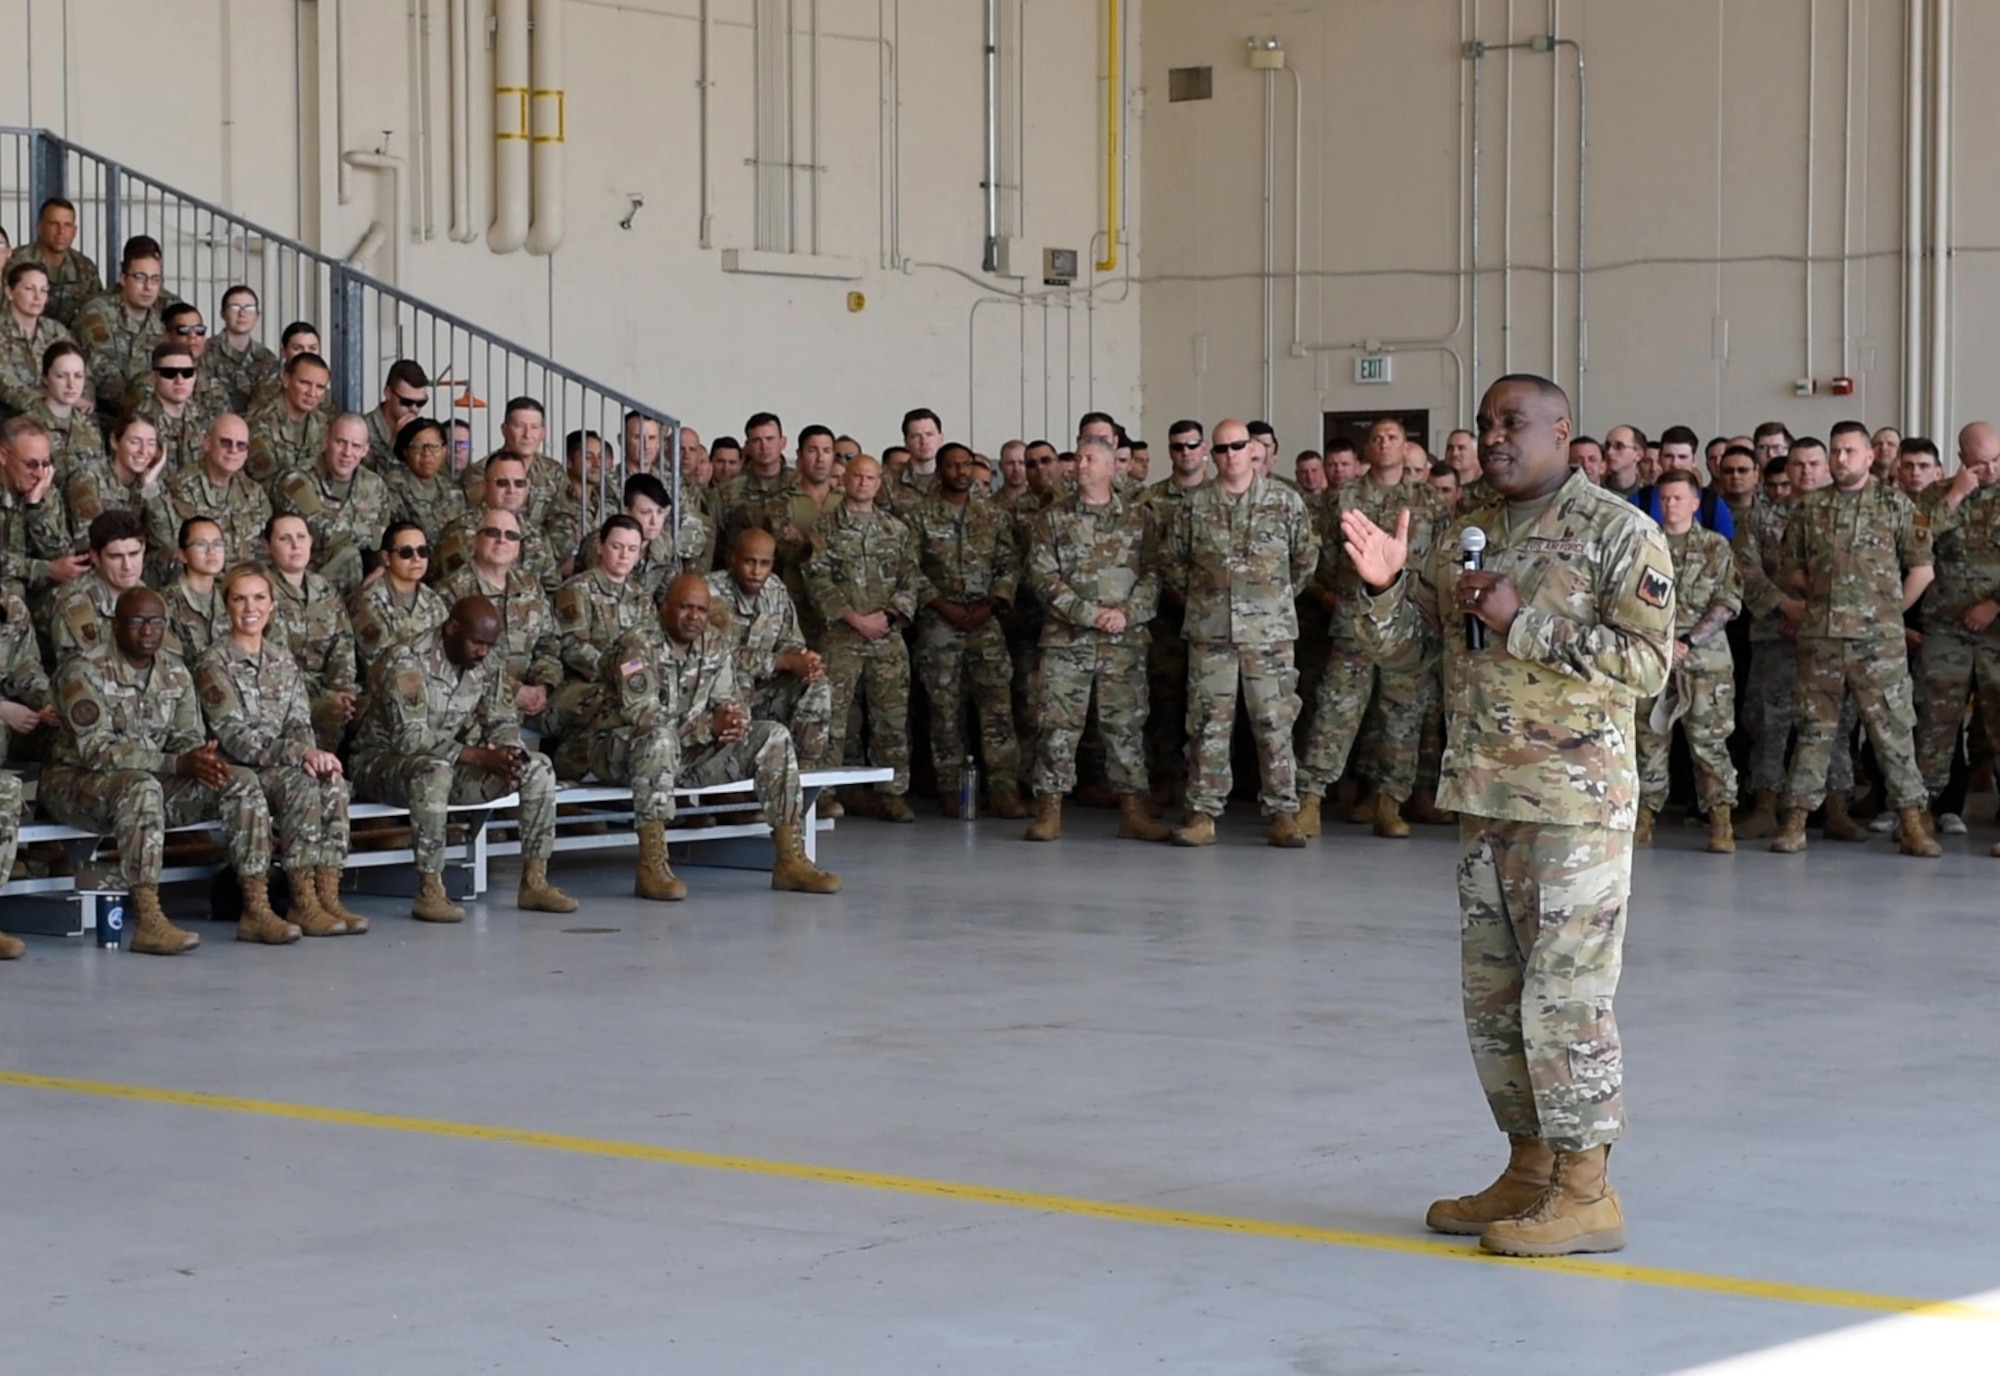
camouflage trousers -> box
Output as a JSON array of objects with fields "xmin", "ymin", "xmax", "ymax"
[
  {"xmin": 351, "ymin": 749, "xmax": 558, "ymax": 872},
  {"xmin": 915, "ymin": 611, "xmax": 1019, "ymax": 793},
  {"xmin": 1458, "ymin": 816, "xmax": 1629, "ymax": 1152},
  {"xmin": 1915, "ymin": 623, "xmax": 2000, "ymax": 799},
  {"xmin": 1297, "ymin": 644, "xmax": 1433, "ymax": 802},
  {"xmin": 1185, "ymin": 640, "xmax": 1300, "ymax": 817},
  {"xmin": 1146, "ymin": 611, "xmax": 1189, "ymax": 789},
  {"xmin": 41, "ymin": 765, "xmax": 272, "ymax": 886},
  {"xmin": 1637, "ymin": 664, "xmax": 1739, "ymax": 813},
  {"xmin": 1788, "ymin": 636, "xmax": 1926, "ymax": 811},
  {"xmin": 823, "ymin": 621, "xmax": 912, "ymax": 794},
  {"xmin": 1030, "ymin": 640, "xmax": 1150, "ymax": 798},
  {"xmin": 250, "ymin": 764, "xmax": 352, "ymax": 870},
  {"xmin": 0, "ymin": 770, "xmax": 20, "ymax": 885},
  {"xmin": 749, "ymin": 672, "xmax": 833, "ymax": 772},
  {"xmin": 584, "ymin": 720, "xmax": 681, "ymax": 825},
  {"xmin": 686, "ymin": 720, "xmax": 804, "ymax": 829},
  {"xmin": 1746, "ymin": 637, "xmax": 1853, "ymax": 796}
]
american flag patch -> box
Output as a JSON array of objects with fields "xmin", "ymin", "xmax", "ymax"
[{"xmin": 621, "ymin": 658, "xmax": 646, "ymax": 677}]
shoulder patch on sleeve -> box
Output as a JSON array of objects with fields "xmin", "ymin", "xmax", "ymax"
[
  {"xmin": 70, "ymin": 699, "xmax": 100, "ymax": 728},
  {"xmin": 201, "ymin": 682, "xmax": 226, "ymax": 708},
  {"xmin": 1637, "ymin": 564, "xmax": 1674, "ymax": 610},
  {"xmin": 1914, "ymin": 509, "xmax": 1931, "ymax": 529}
]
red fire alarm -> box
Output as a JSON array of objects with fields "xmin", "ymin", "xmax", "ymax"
[{"xmin": 1830, "ymin": 376, "xmax": 1856, "ymax": 396}]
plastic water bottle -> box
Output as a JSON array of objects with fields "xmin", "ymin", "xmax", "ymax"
[
  {"xmin": 959, "ymin": 754, "xmax": 979, "ymax": 821},
  {"xmin": 97, "ymin": 895, "xmax": 125, "ymax": 950}
]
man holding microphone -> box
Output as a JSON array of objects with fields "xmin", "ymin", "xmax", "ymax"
[{"xmin": 1341, "ymin": 374, "xmax": 1676, "ymax": 1257}]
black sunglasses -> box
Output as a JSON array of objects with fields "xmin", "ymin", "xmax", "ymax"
[
  {"xmin": 391, "ymin": 544, "xmax": 432, "ymax": 559},
  {"xmin": 154, "ymin": 366, "xmax": 197, "ymax": 379},
  {"xmin": 1212, "ymin": 439, "xmax": 1254, "ymax": 455}
]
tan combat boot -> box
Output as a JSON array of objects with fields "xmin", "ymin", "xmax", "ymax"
[
  {"xmin": 128, "ymin": 884, "xmax": 200, "ymax": 955},
  {"xmin": 635, "ymin": 819, "xmax": 689, "ymax": 901},
  {"xmin": 1424, "ymin": 1135, "xmax": 1556, "ymax": 1235},
  {"xmin": 1768, "ymin": 806, "xmax": 1810, "ymax": 853},
  {"xmin": 518, "ymin": 858, "xmax": 578, "ymax": 912},
  {"xmin": 1735, "ymin": 788, "xmax": 1779, "ymax": 840},
  {"xmin": 1372, "ymin": 792, "xmax": 1411, "ymax": 839},
  {"xmin": 1824, "ymin": 793, "xmax": 1868, "ymax": 842},
  {"xmin": 411, "ymin": 872, "xmax": 465, "ymax": 923},
  {"xmin": 1706, "ymin": 807, "xmax": 1735, "ymax": 854},
  {"xmin": 1116, "ymin": 795, "xmax": 1172, "ymax": 842},
  {"xmin": 878, "ymin": 793, "xmax": 917, "ymax": 823},
  {"xmin": 1268, "ymin": 811, "xmax": 1307, "ymax": 848},
  {"xmin": 1898, "ymin": 807, "xmax": 1943, "ymax": 858},
  {"xmin": 1296, "ymin": 793, "xmax": 1323, "ymax": 839},
  {"xmin": 236, "ymin": 873, "xmax": 302, "ymax": 945},
  {"xmin": 317, "ymin": 869, "xmax": 370, "ymax": 934},
  {"xmin": 1479, "ymin": 1145, "xmax": 1627, "ymax": 1257},
  {"xmin": 1023, "ymin": 795, "xmax": 1063, "ymax": 842},
  {"xmin": 988, "ymin": 779, "xmax": 1028, "ymax": 820},
  {"xmin": 814, "ymin": 792, "xmax": 844, "ymax": 819},
  {"xmin": 0, "ymin": 929, "xmax": 23, "ymax": 959},
  {"xmin": 1347, "ymin": 789, "xmax": 1378, "ymax": 824},
  {"xmin": 771, "ymin": 823, "xmax": 841, "ymax": 894},
  {"xmin": 1633, "ymin": 806, "xmax": 1655, "ymax": 847},
  {"xmin": 282, "ymin": 867, "xmax": 346, "ymax": 937},
  {"xmin": 1170, "ymin": 812, "xmax": 1217, "ymax": 847}
]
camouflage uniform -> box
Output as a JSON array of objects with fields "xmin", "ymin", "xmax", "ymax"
[
  {"xmin": 1914, "ymin": 483, "xmax": 2000, "ymax": 798},
  {"xmin": 1358, "ymin": 467, "xmax": 1675, "ymax": 1152},
  {"xmin": 208, "ymin": 336, "xmax": 279, "ymax": 416},
  {"xmin": 881, "ymin": 464, "xmax": 936, "ymax": 517},
  {"xmin": 147, "ymin": 466, "xmax": 271, "ymax": 583},
  {"xmin": 349, "ymin": 625, "xmax": 557, "ymax": 874},
  {"xmin": 713, "ymin": 467, "xmax": 801, "ymax": 569},
  {"xmin": 350, "ymin": 578, "xmax": 449, "ymax": 680},
  {"xmin": 803, "ymin": 502, "xmax": 922, "ymax": 795},
  {"xmin": 588, "ymin": 623, "xmax": 804, "ymax": 829},
  {"xmin": 705, "ymin": 567, "xmax": 832, "ymax": 770},
  {"xmin": 1024, "ymin": 489, "xmax": 1158, "ymax": 798},
  {"xmin": 771, "ymin": 484, "xmax": 842, "ymax": 640},
  {"xmin": 0, "ymin": 483, "xmax": 74, "ymax": 593},
  {"xmin": 674, "ymin": 490, "xmax": 718, "ymax": 578},
  {"xmin": 363, "ymin": 406, "xmax": 400, "ymax": 475},
  {"xmin": 51, "ymin": 572, "xmax": 182, "ymax": 666},
  {"xmin": 1163, "ymin": 476, "xmax": 1319, "ymax": 817},
  {"xmin": 24, "ymin": 401, "xmax": 106, "ymax": 480},
  {"xmin": 383, "ymin": 466, "xmax": 468, "ymax": 544},
  {"xmin": 130, "ymin": 393, "xmax": 215, "ymax": 475},
  {"xmin": 435, "ymin": 508, "xmax": 562, "ymax": 593},
  {"xmin": 1777, "ymin": 481, "xmax": 1931, "ymax": 811},
  {"xmin": 245, "ymin": 399, "xmax": 327, "ymax": 488},
  {"xmin": 437, "ymin": 562, "xmax": 566, "ymax": 734},
  {"xmin": 249, "ymin": 375, "xmax": 336, "ymax": 422},
  {"xmin": 62, "ymin": 455, "xmax": 146, "ymax": 543},
  {"xmin": 71, "ymin": 292, "xmax": 164, "ymax": 416},
  {"xmin": 0, "ymin": 584, "xmax": 51, "ymax": 758},
  {"xmin": 196, "ymin": 635, "xmax": 351, "ymax": 870},
  {"xmin": 1637, "ymin": 525, "xmax": 1742, "ymax": 813},
  {"xmin": 1000, "ymin": 490, "xmax": 1055, "ymax": 749},
  {"xmin": 1139, "ymin": 477, "xmax": 1204, "ymax": 792},
  {"xmin": 463, "ymin": 453, "xmax": 584, "ymax": 572},
  {"xmin": 42, "ymin": 645, "xmax": 273, "ymax": 886},
  {"xmin": 6, "ymin": 245, "xmax": 101, "ymax": 329},
  {"xmin": 549, "ymin": 567, "xmax": 656, "ymax": 747},
  {"xmin": 1733, "ymin": 492, "xmax": 1853, "ymax": 797},
  {"xmin": 269, "ymin": 569, "xmax": 362, "ymax": 752},
  {"xmin": 1299, "ymin": 476, "xmax": 1440, "ymax": 804},
  {"xmin": 163, "ymin": 573, "xmax": 226, "ymax": 665},
  {"xmin": 273, "ymin": 463, "xmax": 393, "ymax": 596},
  {"xmin": 908, "ymin": 489, "xmax": 1021, "ymax": 797},
  {"xmin": 0, "ymin": 315, "xmax": 72, "ymax": 416}
]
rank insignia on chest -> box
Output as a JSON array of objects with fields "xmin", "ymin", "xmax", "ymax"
[{"xmin": 1637, "ymin": 565, "xmax": 1673, "ymax": 610}]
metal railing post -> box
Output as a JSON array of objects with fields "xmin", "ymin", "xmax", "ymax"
[
  {"xmin": 28, "ymin": 131, "xmax": 64, "ymax": 225},
  {"xmin": 102, "ymin": 162, "xmax": 123, "ymax": 275},
  {"xmin": 330, "ymin": 266, "xmax": 367, "ymax": 412}
]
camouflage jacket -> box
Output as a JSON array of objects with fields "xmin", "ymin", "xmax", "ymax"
[
  {"xmin": 704, "ymin": 568, "xmax": 808, "ymax": 684},
  {"xmin": 907, "ymin": 489, "xmax": 1020, "ymax": 607},
  {"xmin": 881, "ymin": 464, "xmax": 936, "ymax": 515},
  {"xmin": 246, "ymin": 397, "xmax": 328, "ymax": 487},
  {"xmin": 1359, "ymin": 469, "xmax": 1675, "ymax": 829},
  {"xmin": 72, "ymin": 291, "xmax": 164, "ymax": 415},
  {"xmin": 364, "ymin": 406, "xmax": 400, "ymax": 475},
  {"xmin": 1026, "ymin": 490, "xmax": 1159, "ymax": 649},
  {"xmin": 52, "ymin": 572, "xmax": 182, "ymax": 665},
  {"xmin": 1665, "ymin": 525, "xmax": 1742, "ymax": 675},
  {"xmin": 195, "ymin": 635, "xmax": 320, "ymax": 770},
  {"xmin": 164, "ymin": 573, "xmax": 227, "ymax": 664},
  {"xmin": 148, "ymin": 466, "xmax": 271, "ymax": 575},
  {"xmin": 25, "ymin": 400, "xmax": 107, "ymax": 478},
  {"xmin": 6, "ymin": 245, "xmax": 101, "ymax": 329},
  {"xmin": 383, "ymin": 465, "xmax": 468, "ymax": 541},
  {"xmin": 1320, "ymin": 475, "xmax": 1440, "ymax": 647},
  {"xmin": 600, "ymin": 623, "xmax": 741, "ymax": 749},
  {"xmin": 351, "ymin": 577, "xmax": 449, "ymax": 676},
  {"xmin": 435, "ymin": 508, "xmax": 561, "ymax": 593},
  {"xmin": 1164, "ymin": 475, "xmax": 1318, "ymax": 644},
  {"xmin": 274, "ymin": 464, "xmax": 392, "ymax": 579},
  {"xmin": 714, "ymin": 467, "xmax": 801, "ymax": 561},
  {"xmin": 1777, "ymin": 480, "xmax": 1930, "ymax": 641},
  {"xmin": 464, "ymin": 453, "xmax": 584, "ymax": 569},
  {"xmin": 353, "ymin": 627, "xmax": 521, "ymax": 764},
  {"xmin": 208, "ymin": 336, "xmax": 279, "ymax": 416},
  {"xmin": 554, "ymin": 567, "xmax": 657, "ymax": 682},
  {"xmin": 1919, "ymin": 481, "xmax": 2000, "ymax": 628},
  {"xmin": 51, "ymin": 644, "xmax": 202, "ymax": 773},
  {"xmin": 675, "ymin": 493, "xmax": 717, "ymax": 577},
  {"xmin": 438, "ymin": 562, "xmax": 563, "ymax": 689},
  {"xmin": 0, "ymin": 584, "xmax": 49, "ymax": 758},
  {"xmin": 131, "ymin": 392, "xmax": 216, "ymax": 475},
  {"xmin": 269, "ymin": 569, "xmax": 361, "ymax": 696},
  {"xmin": 803, "ymin": 503, "xmax": 924, "ymax": 624},
  {"xmin": 1731, "ymin": 493, "xmax": 1794, "ymax": 641},
  {"xmin": 0, "ymin": 314, "xmax": 72, "ymax": 416},
  {"xmin": 0, "ymin": 482, "xmax": 74, "ymax": 590}
]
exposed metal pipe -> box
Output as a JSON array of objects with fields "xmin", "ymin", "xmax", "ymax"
[
  {"xmin": 1805, "ymin": 0, "xmax": 1817, "ymax": 384},
  {"xmin": 488, "ymin": 0, "xmax": 531, "ymax": 252},
  {"xmin": 1902, "ymin": 0, "xmax": 1926, "ymax": 429},
  {"xmin": 343, "ymin": 149, "xmax": 406, "ymax": 280},
  {"xmin": 1502, "ymin": 0, "xmax": 1515, "ymax": 373},
  {"xmin": 1094, "ymin": 0, "xmax": 1119, "ymax": 273},
  {"xmin": 449, "ymin": 0, "xmax": 476, "ymax": 241},
  {"xmin": 1261, "ymin": 66, "xmax": 1275, "ymax": 422},
  {"xmin": 1469, "ymin": 0, "xmax": 1481, "ymax": 410},
  {"xmin": 419, "ymin": 0, "xmax": 438, "ymax": 240},
  {"xmin": 810, "ymin": 0, "xmax": 822, "ymax": 254},
  {"xmin": 1555, "ymin": 34, "xmax": 1587, "ymax": 421},
  {"xmin": 525, "ymin": 0, "xmax": 567, "ymax": 254},
  {"xmin": 982, "ymin": 0, "xmax": 1000, "ymax": 271},
  {"xmin": 699, "ymin": 0, "xmax": 714, "ymax": 248},
  {"xmin": 1841, "ymin": 0, "xmax": 1856, "ymax": 376},
  {"xmin": 1549, "ymin": 0, "xmax": 1560, "ymax": 384},
  {"xmin": 336, "ymin": 0, "xmax": 351, "ymax": 204},
  {"xmin": 1927, "ymin": 0, "xmax": 1951, "ymax": 441},
  {"xmin": 1286, "ymin": 63, "xmax": 1304, "ymax": 359}
]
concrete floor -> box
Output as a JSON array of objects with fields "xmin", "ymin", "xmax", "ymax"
[{"xmin": 4, "ymin": 807, "xmax": 1999, "ymax": 1375}]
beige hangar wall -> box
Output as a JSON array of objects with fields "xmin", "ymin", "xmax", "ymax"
[
  {"xmin": 1138, "ymin": 0, "xmax": 1999, "ymax": 460},
  {"xmin": 0, "ymin": 0, "xmax": 1142, "ymax": 455}
]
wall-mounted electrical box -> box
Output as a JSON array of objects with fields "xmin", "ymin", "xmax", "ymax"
[{"xmin": 1044, "ymin": 247, "xmax": 1078, "ymax": 286}]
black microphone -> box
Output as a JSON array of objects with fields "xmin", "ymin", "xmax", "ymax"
[{"xmin": 1460, "ymin": 526, "xmax": 1488, "ymax": 651}]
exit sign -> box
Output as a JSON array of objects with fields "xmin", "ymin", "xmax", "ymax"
[{"xmin": 1355, "ymin": 354, "xmax": 1392, "ymax": 385}]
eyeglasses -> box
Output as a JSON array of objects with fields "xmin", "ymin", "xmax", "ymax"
[
  {"xmin": 1169, "ymin": 440, "xmax": 1204, "ymax": 453},
  {"xmin": 16, "ymin": 458, "xmax": 53, "ymax": 472},
  {"xmin": 488, "ymin": 476, "xmax": 528, "ymax": 488},
  {"xmin": 393, "ymin": 392, "xmax": 427, "ymax": 408},
  {"xmin": 1212, "ymin": 439, "xmax": 1254, "ymax": 455},
  {"xmin": 155, "ymin": 366, "xmax": 197, "ymax": 380},
  {"xmin": 391, "ymin": 544, "xmax": 432, "ymax": 559},
  {"xmin": 214, "ymin": 438, "xmax": 250, "ymax": 453},
  {"xmin": 223, "ymin": 301, "xmax": 259, "ymax": 315},
  {"xmin": 451, "ymin": 438, "xmax": 473, "ymax": 452},
  {"xmin": 185, "ymin": 538, "xmax": 226, "ymax": 552},
  {"xmin": 120, "ymin": 615, "xmax": 168, "ymax": 630},
  {"xmin": 172, "ymin": 325, "xmax": 208, "ymax": 338},
  {"xmin": 125, "ymin": 272, "xmax": 164, "ymax": 287},
  {"xmin": 477, "ymin": 527, "xmax": 524, "ymax": 542},
  {"xmin": 410, "ymin": 442, "xmax": 446, "ymax": 457}
]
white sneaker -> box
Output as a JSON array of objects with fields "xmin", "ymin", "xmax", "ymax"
[
  {"xmin": 1938, "ymin": 811, "xmax": 1968, "ymax": 835},
  {"xmin": 1867, "ymin": 811, "xmax": 1897, "ymax": 833}
]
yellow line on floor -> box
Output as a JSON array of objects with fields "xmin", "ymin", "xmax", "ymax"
[{"xmin": 3, "ymin": 1067, "xmax": 1991, "ymax": 1324}]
